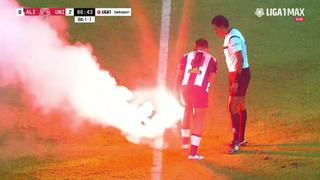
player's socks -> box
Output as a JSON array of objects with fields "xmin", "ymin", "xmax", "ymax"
[
  {"xmin": 189, "ymin": 135, "xmax": 201, "ymax": 156},
  {"xmin": 239, "ymin": 110, "xmax": 247, "ymax": 143},
  {"xmin": 231, "ymin": 113, "xmax": 240, "ymax": 145},
  {"xmin": 181, "ymin": 129, "xmax": 190, "ymax": 149}
]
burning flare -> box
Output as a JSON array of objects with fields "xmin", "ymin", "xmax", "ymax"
[{"xmin": 0, "ymin": 1, "xmax": 183, "ymax": 147}]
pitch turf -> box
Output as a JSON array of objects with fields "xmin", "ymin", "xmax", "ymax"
[{"xmin": 0, "ymin": 0, "xmax": 319, "ymax": 179}]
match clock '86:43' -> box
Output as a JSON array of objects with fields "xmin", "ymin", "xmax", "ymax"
[{"xmin": 74, "ymin": 8, "xmax": 95, "ymax": 16}]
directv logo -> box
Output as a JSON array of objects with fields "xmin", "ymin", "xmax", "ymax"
[{"xmin": 255, "ymin": 8, "xmax": 305, "ymax": 18}]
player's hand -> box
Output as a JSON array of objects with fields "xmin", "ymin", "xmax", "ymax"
[
  {"xmin": 230, "ymin": 82, "xmax": 238, "ymax": 95},
  {"xmin": 173, "ymin": 88, "xmax": 184, "ymax": 106},
  {"xmin": 175, "ymin": 91, "xmax": 183, "ymax": 105},
  {"xmin": 173, "ymin": 87, "xmax": 179, "ymax": 98},
  {"xmin": 177, "ymin": 95, "xmax": 185, "ymax": 107}
]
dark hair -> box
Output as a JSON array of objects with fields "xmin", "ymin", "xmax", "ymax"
[
  {"xmin": 211, "ymin": 15, "xmax": 229, "ymax": 28},
  {"xmin": 195, "ymin": 38, "xmax": 208, "ymax": 48}
]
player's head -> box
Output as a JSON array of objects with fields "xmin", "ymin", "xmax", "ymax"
[
  {"xmin": 195, "ymin": 38, "xmax": 209, "ymax": 52},
  {"xmin": 211, "ymin": 15, "xmax": 229, "ymax": 38}
]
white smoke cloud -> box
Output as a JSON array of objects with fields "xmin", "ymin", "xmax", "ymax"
[{"xmin": 0, "ymin": 0, "xmax": 183, "ymax": 148}]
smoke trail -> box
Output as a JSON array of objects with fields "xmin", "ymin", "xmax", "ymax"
[{"xmin": 0, "ymin": 1, "xmax": 183, "ymax": 147}]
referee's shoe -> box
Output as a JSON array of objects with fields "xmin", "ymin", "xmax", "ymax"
[
  {"xmin": 239, "ymin": 140, "xmax": 248, "ymax": 147},
  {"xmin": 228, "ymin": 144, "xmax": 240, "ymax": 154}
]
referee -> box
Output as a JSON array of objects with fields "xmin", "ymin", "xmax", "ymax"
[{"xmin": 211, "ymin": 15, "xmax": 251, "ymax": 154}]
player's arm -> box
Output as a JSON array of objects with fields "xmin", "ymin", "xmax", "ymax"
[
  {"xmin": 174, "ymin": 69, "xmax": 184, "ymax": 93},
  {"xmin": 173, "ymin": 56, "xmax": 186, "ymax": 98},
  {"xmin": 173, "ymin": 68, "xmax": 185, "ymax": 106},
  {"xmin": 209, "ymin": 58, "xmax": 218, "ymax": 84},
  {"xmin": 209, "ymin": 73, "xmax": 216, "ymax": 84}
]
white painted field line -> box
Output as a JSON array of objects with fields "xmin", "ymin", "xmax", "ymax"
[
  {"xmin": 157, "ymin": 0, "xmax": 171, "ymax": 87},
  {"xmin": 152, "ymin": 0, "xmax": 171, "ymax": 180}
]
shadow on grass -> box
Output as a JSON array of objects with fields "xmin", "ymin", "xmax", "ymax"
[
  {"xmin": 0, "ymin": 156, "xmax": 43, "ymax": 179},
  {"xmin": 240, "ymin": 150, "xmax": 320, "ymax": 158},
  {"xmin": 246, "ymin": 142, "xmax": 320, "ymax": 148},
  {"xmin": 198, "ymin": 160, "xmax": 264, "ymax": 180}
]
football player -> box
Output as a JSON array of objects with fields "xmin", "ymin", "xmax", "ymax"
[{"xmin": 174, "ymin": 39, "xmax": 217, "ymax": 160}]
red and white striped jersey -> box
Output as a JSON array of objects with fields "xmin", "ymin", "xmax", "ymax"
[{"xmin": 179, "ymin": 50, "xmax": 217, "ymax": 92}]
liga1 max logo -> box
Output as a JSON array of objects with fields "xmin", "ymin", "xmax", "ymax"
[{"xmin": 255, "ymin": 8, "xmax": 305, "ymax": 22}]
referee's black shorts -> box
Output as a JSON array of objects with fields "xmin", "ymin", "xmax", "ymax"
[{"xmin": 228, "ymin": 68, "xmax": 251, "ymax": 97}]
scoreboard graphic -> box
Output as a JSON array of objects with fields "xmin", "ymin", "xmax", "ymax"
[{"xmin": 16, "ymin": 8, "xmax": 132, "ymax": 23}]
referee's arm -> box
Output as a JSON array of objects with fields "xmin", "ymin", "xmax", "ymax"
[
  {"xmin": 230, "ymin": 37, "xmax": 244, "ymax": 82},
  {"xmin": 235, "ymin": 51, "xmax": 244, "ymax": 78}
]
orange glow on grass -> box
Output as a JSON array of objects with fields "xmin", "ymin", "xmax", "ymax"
[
  {"xmin": 128, "ymin": 0, "xmax": 159, "ymax": 87},
  {"xmin": 173, "ymin": 0, "xmax": 194, "ymax": 62}
]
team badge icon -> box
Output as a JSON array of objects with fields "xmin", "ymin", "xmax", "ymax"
[
  {"xmin": 40, "ymin": 8, "xmax": 51, "ymax": 19},
  {"xmin": 255, "ymin": 8, "xmax": 264, "ymax": 18}
]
